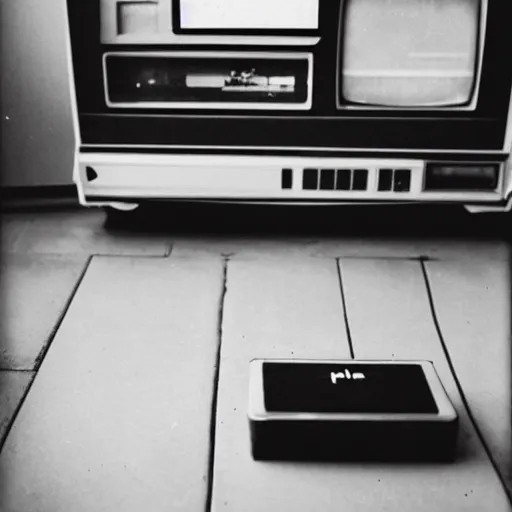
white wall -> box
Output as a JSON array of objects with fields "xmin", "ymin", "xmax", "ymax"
[{"xmin": 1, "ymin": 0, "xmax": 75, "ymax": 187}]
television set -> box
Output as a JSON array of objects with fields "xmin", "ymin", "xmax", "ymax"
[{"xmin": 66, "ymin": 0, "xmax": 512, "ymax": 213}]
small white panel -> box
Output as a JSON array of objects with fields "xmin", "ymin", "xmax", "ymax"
[{"xmin": 117, "ymin": 2, "xmax": 159, "ymax": 35}]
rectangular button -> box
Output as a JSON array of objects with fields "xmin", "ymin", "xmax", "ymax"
[
  {"xmin": 302, "ymin": 168, "xmax": 319, "ymax": 190},
  {"xmin": 394, "ymin": 169, "xmax": 411, "ymax": 192},
  {"xmin": 352, "ymin": 169, "xmax": 368, "ymax": 191},
  {"xmin": 378, "ymin": 169, "xmax": 393, "ymax": 191},
  {"xmin": 335, "ymin": 169, "xmax": 351, "ymax": 190},
  {"xmin": 320, "ymin": 169, "xmax": 335, "ymax": 190},
  {"xmin": 281, "ymin": 168, "xmax": 293, "ymax": 189}
]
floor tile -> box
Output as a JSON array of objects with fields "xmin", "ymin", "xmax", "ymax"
[
  {"xmin": 211, "ymin": 258, "xmax": 510, "ymax": 512},
  {"xmin": 0, "ymin": 214, "xmax": 31, "ymax": 253},
  {"xmin": 8, "ymin": 208, "xmax": 171, "ymax": 256},
  {"xmin": 338, "ymin": 258, "xmax": 509, "ymax": 511},
  {"xmin": 212, "ymin": 258, "xmax": 352, "ymax": 512},
  {"xmin": 0, "ymin": 256, "xmax": 223, "ymax": 512},
  {"xmin": 0, "ymin": 253, "xmax": 88, "ymax": 370},
  {"xmin": 426, "ymin": 259, "xmax": 512, "ymax": 491},
  {"xmin": 0, "ymin": 371, "xmax": 33, "ymax": 444}
]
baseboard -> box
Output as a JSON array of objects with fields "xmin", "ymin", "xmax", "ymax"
[{"xmin": 1, "ymin": 185, "xmax": 79, "ymax": 211}]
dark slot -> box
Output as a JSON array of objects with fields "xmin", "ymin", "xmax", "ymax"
[
  {"xmin": 352, "ymin": 169, "xmax": 368, "ymax": 191},
  {"xmin": 424, "ymin": 164, "xmax": 499, "ymax": 191},
  {"xmin": 302, "ymin": 168, "xmax": 319, "ymax": 190},
  {"xmin": 378, "ymin": 169, "xmax": 393, "ymax": 191},
  {"xmin": 319, "ymin": 169, "xmax": 335, "ymax": 190},
  {"xmin": 393, "ymin": 169, "xmax": 411, "ymax": 192},
  {"xmin": 281, "ymin": 168, "xmax": 293, "ymax": 189},
  {"xmin": 335, "ymin": 169, "xmax": 351, "ymax": 190},
  {"xmin": 105, "ymin": 55, "xmax": 308, "ymax": 105}
]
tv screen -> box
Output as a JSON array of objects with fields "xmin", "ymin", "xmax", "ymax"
[
  {"xmin": 178, "ymin": 0, "xmax": 319, "ymax": 31},
  {"xmin": 341, "ymin": 0, "xmax": 480, "ymax": 107}
]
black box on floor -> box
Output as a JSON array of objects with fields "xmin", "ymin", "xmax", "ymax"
[{"xmin": 248, "ymin": 359, "xmax": 458, "ymax": 462}]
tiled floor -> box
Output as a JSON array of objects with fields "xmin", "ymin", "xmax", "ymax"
[{"xmin": 0, "ymin": 204, "xmax": 511, "ymax": 511}]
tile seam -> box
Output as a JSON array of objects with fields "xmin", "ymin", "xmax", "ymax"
[
  {"xmin": 205, "ymin": 257, "xmax": 229, "ymax": 512},
  {"xmin": 336, "ymin": 258, "xmax": 355, "ymax": 359},
  {"xmin": 0, "ymin": 372, "xmax": 37, "ymax": 452},
  {"xmin": 34, "ymin": 255, "xmax": 94, "ymax": 370}
]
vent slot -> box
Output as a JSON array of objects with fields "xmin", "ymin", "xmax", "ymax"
[
  {"xmin": 298, "ymin": 167, "xmax": 371, "ymax": 193},
  {"xmin": 393, "ymin": 169, "xmax": 411, "ymax": 192},
  {"xmin": 320, "ymin": 169, "xmax": 336, "ymax": 190},
  {"xmin": 336, "ymin": 169, "xmax": 351, "ymax": 190},
  {"xmin": 281, "ymin": 168, "xmax": 293, "ymax": 189},
  {"xmin": 302, "ymin": 168, "xmax": 319, "ymax": 190},
  {"xmin": 378, "ymin": 169, "xmax": 411, "ymax": 192},
  {"xmin": 378, "ymin": 169, "xmax": 393, "ymax": 191},
  {"xmin": 352, "ymin": 169, "xmax": 368, "ymax": 191}
]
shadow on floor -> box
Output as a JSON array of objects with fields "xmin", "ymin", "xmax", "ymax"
[{"xmin": 104, "ymin": 202, "xmax": 512, "ymax": 241}]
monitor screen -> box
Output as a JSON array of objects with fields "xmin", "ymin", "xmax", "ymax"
[
  {"xmin": 177, "ymin": 0, "xmax": 319, "ymax": 31},
  {"xmin": 341, "ymin": 0, "xmax": 480, "ymax": 107}
]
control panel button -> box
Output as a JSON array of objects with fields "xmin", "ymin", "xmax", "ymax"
[
  {"xmin": 335, "ymin": 169, "xmax": 351, "ymax": 190},
  {"xmin": 320, "ymin": 169, "xmax": 335, "ymax": 190},
  {"xmin": 378, "ymin": 169, "xmax": 393, "ymax": 191},
  {"xmin": 394, "ymin": 169, "xmax": 411, "ymax": 192},
  {"xmin": 352, "ymin": 169, "xmax": 368, "ymax": 191},
  {"xmin": 303, "ymin": 168, "xmax": 319, "ymax": 190}
]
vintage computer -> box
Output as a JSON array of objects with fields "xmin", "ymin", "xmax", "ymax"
[{"xmin": 65, "ymin": 0, "xmax": 512, "ymax": 215}]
